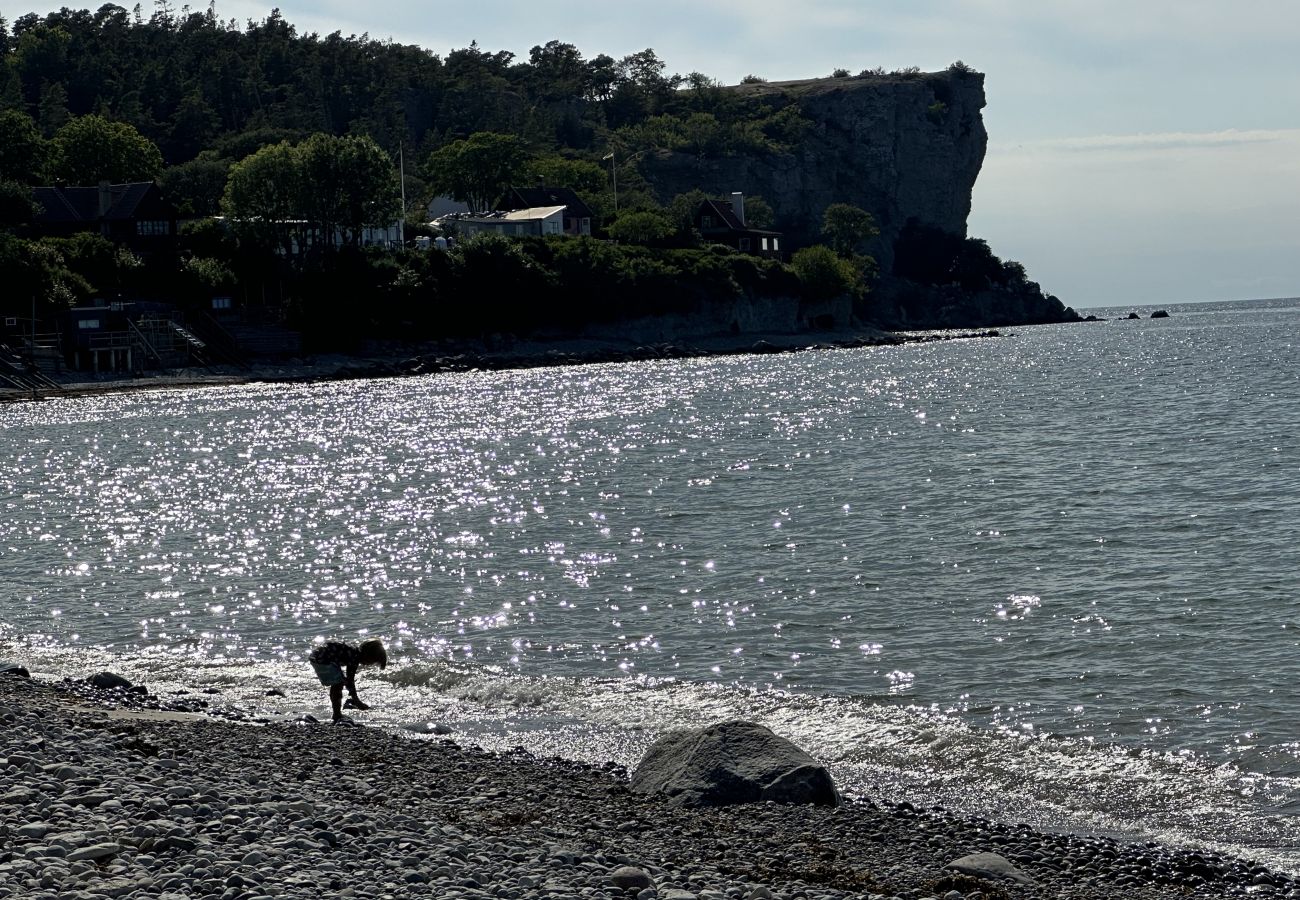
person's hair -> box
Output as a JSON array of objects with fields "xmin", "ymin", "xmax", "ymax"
[{"xmin": 358, "ymin": 638, "xmax": 387, "ymax": 669}]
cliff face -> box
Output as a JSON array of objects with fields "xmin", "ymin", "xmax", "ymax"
[{"xmin": 642, "ymin": 70, "xmax": 988, "ymax": 271}]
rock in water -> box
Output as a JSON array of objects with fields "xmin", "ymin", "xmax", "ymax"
[
  {"xmin": 0, "ymin": 661, "xmax": 30, "ymax": 678},
  {"xmin": 629, "ymin": 720, "xmax": 839, "ymax": 808},
  {"xmin": 945, "ymin": 852, "xmax": 1038, "ymax": 886}
]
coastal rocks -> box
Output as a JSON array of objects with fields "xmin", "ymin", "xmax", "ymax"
[
  {"xmin": 0, "ymin": 661, "xmax": 30, "ymax": 677},
  {"xmin": 66, "ymin": 842, "xmax": 122, "ymax": 862},
  {"xmin": 945, "ymin": 851, "xmax": 1038, "ymax": 886},
  {"xmin": 610, "ymin": 865, "xmax": 655, "ymax": 890},
  {"xmin": 1150, "ymin": 309, "xmax": 1171, "ymax": 318},
  {"xmin": 630, "ymin": 720, "xmax": 840, "ymax": 808},
  {"xmin": 2, "ymin": 673, "xmax": 1296, "ymax": 900},
  {"xmin": 87, "ymin": 671, "xmax": 133, "ymax": 691}
]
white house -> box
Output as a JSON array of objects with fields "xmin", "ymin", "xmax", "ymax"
[{"xmin": 433, "ymin": 206, "xmax": 567, "ymax": 239}]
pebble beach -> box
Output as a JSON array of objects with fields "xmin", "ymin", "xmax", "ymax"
[{"xmin": 2, "ymin": 673, "xmax": 1295, "ymax": 900}]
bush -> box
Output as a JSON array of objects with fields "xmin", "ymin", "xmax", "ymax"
[{"xmin": 791, "ymin": 245, "xmax": 858, "ymax": 301}]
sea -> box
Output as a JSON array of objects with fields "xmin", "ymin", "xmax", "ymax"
[{"xmin": 2, "ymin": 296, "xmax": 1297, "ymax": 871}]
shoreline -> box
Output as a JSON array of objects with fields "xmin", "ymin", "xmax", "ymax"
[
  {"xmin": 0, "ymin": 326, "xmax": 1000, "ymax": 404},
  {"xmin": 1, "ymin": 673, "xmax": 1290, "ymax": 900}
]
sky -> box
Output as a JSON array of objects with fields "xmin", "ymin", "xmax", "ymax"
[{"xmin": 35, "ymin": 1, "xmax": 1300, "ymax": 307}]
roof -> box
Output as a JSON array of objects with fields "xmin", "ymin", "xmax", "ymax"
[
  {"xmin": 32, "ymin": 182, "xmax": 158, "ymax": 224},
  {"xmin": 500, "ymin": 186, "xmax": 594, "ymax": 220},
  {"xmin": 696, "ymin": 199, "xmax": 781, "ymax": 236},
  {"xmin": 502, "ymin": 205, "xmax": 566, "ymax": 222},
  {"xmin": 437, "ymin": 205, "xmax": 566, "ymax": 225}
]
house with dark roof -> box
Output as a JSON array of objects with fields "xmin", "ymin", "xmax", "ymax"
[
  {"xmin": 497, "ymin": 185, "xmax": 593, "ymax": 236},
  {"xmin": 695, "ymin": 193, "xmax": 782, "ymax": 258},
  {"xmin": 31, "ymin": 181, "xmax": 178, "ymax": 256}
]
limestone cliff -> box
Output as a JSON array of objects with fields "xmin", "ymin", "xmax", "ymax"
[{"xmin": 641, "ymin": 68, "xmax": 988, "ymax": 272}]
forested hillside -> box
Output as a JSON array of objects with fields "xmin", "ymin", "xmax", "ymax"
[{"xmin": 0, "ymin": 6, "xmax": 1078, "ymax": 347}]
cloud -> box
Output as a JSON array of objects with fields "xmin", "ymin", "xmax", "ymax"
[
  {"xmin": 971, "ymin": 127, "xmax": 1300, "ymax": 305},
  {"xmin": 993, "ymin": 128, "xmax": 1300, "ymax": 154}
]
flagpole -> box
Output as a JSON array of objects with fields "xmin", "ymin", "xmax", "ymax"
[{"xmin": 399, "ymin": 142, "xmax": 407, "ymax": 246}]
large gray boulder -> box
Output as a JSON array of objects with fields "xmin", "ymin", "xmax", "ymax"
[
  {"xmin": 945, "ymin": 852, "xmax": 1038, "ymax": 886},
  {"xmin": 630, "ymin": 720, "xmax": 839, "ymax": 808}
]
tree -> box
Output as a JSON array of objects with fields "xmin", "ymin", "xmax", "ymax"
[
  {"xmin": 607, "ymin": 208, "xmax": 675, "ymax": 245},
  {"xmin": 167, "ymin": 90, "xmax": 222, "ymax": 161},
  {"xmin": 791, "ymin": 244, "xmax": 858, "ymax": 300},
  {"xmin": 47, "ymin": 115, "xmax": 163, "ymax": 184},
  {"xmin": 527, "ymin": 41, "xmax": 588, "ymax": 102},
  {"xmin": 0, "ymin": 180, "xmax": 39, "ymax": 227},
  {"xmin": 158, "ymin": 156, "xmax": 230, "ymax": 217},
  {"xmin": 222, "ymin": 140, "xmax": 302, "ymax": 256},
  {"xmin": 222, "ymin": 134, "xmax": 400, "ymax": 254},
  {"xmin": 821, "ymin": 203, "xmax": 879, "ymax": 256},
  {"xmin": 523, "ymin": 156, "xmax": 606, "ymax": 197},
  {"xmin": 743, "ymin": 195, "xmax": 776, "ymax": 230},
  {"xmin": 0, "ymin": 109, "xmax": 45, "ymax": 184},
  {"xmin": 423, "ymin": 131, "xmax": 527, "ymax": 211},
  {"xmin": 298, "ymin": 133, "xmax": 399, "ymax": 249}
]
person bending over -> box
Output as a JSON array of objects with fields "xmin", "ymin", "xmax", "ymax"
[{"xmin": 309, "ymin": 638, "xmax": 387, "ymax": 722}]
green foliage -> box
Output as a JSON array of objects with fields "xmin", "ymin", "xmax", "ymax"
[
  {"xmin": 523, "ymin": 156, "xmax": 606, "ymax": 197},
  {"xmin": 0, "ymin": 179, "xmax": 38, "ymax": 227},
  {"xmin": 740, "ymin": 74, "xmax": 767, "ymax": 84},
  {"xmin": 608, "ymin": 208, "xmax": 675, "ymax": 245},
  {"xmin": 791, "ymin": 245, "xmax": 858, "ymax": 301},
  {"xmin": 158, "ymin": 157, "xmax": 230, "ymax": 217},
  {"xmin": 299, "ymin": 133, "xmax": 401, "ymax": 248},
  {"xmin": 0, "ymin": 232, "xmax": 92, "ymax": 315},
  {"xmin": 181, "ymin": 255, "xmax": 237, "ymax": 292},
  {"xmin": 743, "ymin": 196, "xmax": 776, "ymax": 230},
  {"xmin": 893, "ymin": 220, "xmax": 1036, "ymax": 294},
  {"xmin": 424, "ymin": 131, "xmax": 528, "ymax": 211},
  {"xmin": 222, "ymin": 141, "xmax": 301, "ymax": 254},
  {"xmin": 221, "ymin": 133, "xmax": 399, "ymax": 252},
  {"xmin": 47, "ymin": 115, "xmax": 163, "ymax": 184},
  {"xmin": 926, "ymin": 101, "xmax": 948, "ymax": 124},
  {"xmin": 821, "ymin": 203, "xmax": 879, "ymax": 256},
  {"xmin": 667, "ymin": 189, "xmax": 711, "ymax": 233},
  {"xmin": 614, "ymin": 105, "xmax": 802, "ymax": 158},
  {"xmin": 0, "ymin": 109, "xmax": 45, "ymax": 183}
]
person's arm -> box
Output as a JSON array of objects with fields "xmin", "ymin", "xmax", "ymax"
[{"xmin": 343, "ymin": 661, "xmax": 370, "ymax": 710}]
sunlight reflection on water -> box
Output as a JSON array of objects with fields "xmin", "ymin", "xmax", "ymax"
[{"xmin": 2, "ymin": 302, "xmax": 1299, "ymax": 866}]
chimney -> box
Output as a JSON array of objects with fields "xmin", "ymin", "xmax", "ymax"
[
  {"xmin": 97, "ymin": 181, "xmax": 113, "ymax": 218},
  {"xmin": 730, "ymin": 191, "xmax": 745, "ymax": 226}
]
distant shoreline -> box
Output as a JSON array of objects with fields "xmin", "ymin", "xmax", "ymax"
[{"xmin": 1, "ymin": 326, "xmax": 1004, "ymax": 404}]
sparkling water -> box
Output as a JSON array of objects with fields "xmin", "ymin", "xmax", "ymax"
[{"xmin": 2, "ymin": 297, "xmax": 1297, "ymax": 869}]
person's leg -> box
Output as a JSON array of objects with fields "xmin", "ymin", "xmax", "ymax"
[{"xmin": 329, "ymin": 683, "xmax": 343, "ymax": 720}]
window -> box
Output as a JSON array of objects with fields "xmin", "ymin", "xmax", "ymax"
[
  {"xmin": 212, "ymin": 297, "xmax": 233, "ymax": 310},
  {"xmin": 773, "ymin": 238, "xmax": 780, "ymax": 251},
  {"xmin": 701, "ymin": 215, "xmax": 714, "ymax": 228},
  {"xmin": 761, "ymin": 237, "xmax": 769, "ymax": 251},
  {"xmin": 136, "ymin": 220, "xmax": 170, "ymax": 236},
  {"xmin": 738, "ymin": 238, "xmax": 751, "ymax": 251},
  {"xmin": 78, "ymin": 319, "xmax": 101, "ymax": 329}
]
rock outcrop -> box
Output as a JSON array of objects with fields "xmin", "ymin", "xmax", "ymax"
[
  {"xmin": 643, "ymin": 69, "xmax": 988, "ymax": 272},
  {"xmin": 630, "ymin": 720, "xmax": 840, "ymax": 808}
]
